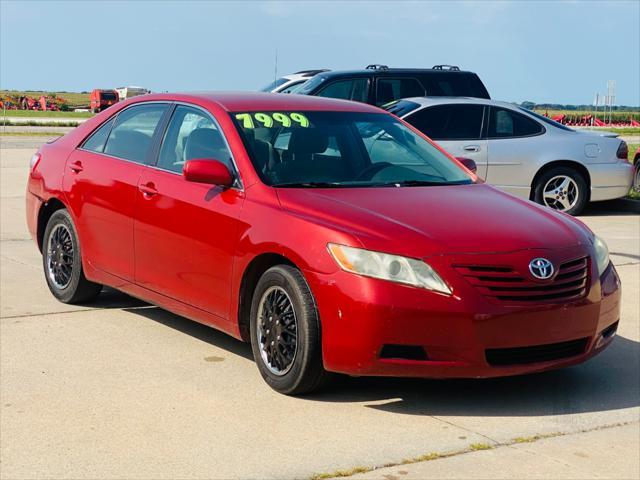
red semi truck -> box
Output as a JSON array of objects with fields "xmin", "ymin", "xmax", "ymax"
[{"xmin": 89, "ymin": 89, "xmax": 119, "ymax": 113}]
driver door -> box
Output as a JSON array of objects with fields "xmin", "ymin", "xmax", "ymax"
[{"xmin": 134, "ymin": 104, "xmax": 244, "ymax": 320}]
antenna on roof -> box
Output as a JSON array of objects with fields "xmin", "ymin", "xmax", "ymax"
[{"xmin": 274, "ymin": 48, "xmax": 278, "ymax": 82}]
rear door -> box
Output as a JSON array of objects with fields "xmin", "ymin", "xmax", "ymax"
[
  {"xmin": 134, "ymin": 104, "xmax": 244, "ymax": 320},
  {"xmin": 485, "ymin": 106, "xmax": 545, "ymax": 196},
  {"xmin": 374, "ymin": 77, "xmax": 426, "ymax": 106},
  {"xmin": 403, "ymin": 104, "xmax": 488, "ymax": 178},
  {"xmin": 63, "ymin": 103, "xmax": 169, "ymax": 281}
]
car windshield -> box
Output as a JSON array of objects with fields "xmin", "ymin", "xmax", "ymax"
[
  {"xmin": 295, "ymin": 75, "xmax": 327, "ymax": 95},
  {"xmin": 259, "ymin": 77, "xmax": 289, "ymax": 92},
  {"xmin": 382, "ymin": 99, "xmax": 422, "ymax": 117},
  {"xmin": 231, "ymin": 111, "xmax": 473, "ymax": 188}
]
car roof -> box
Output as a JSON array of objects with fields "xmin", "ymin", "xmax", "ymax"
[
  {"xmin": 135, "ymin": 91, "xmax": 384, "ymax": 113},
  {"xmin": 398, "ymin": 96, "xmax": 518, "ymax": 110},
  {"xmin": 281, "ymin": 73, "xmax": 307, "ymax": 82},
  {"xmin": 314, "ymin": 68, "xmax": 477, "ymax": 79}
]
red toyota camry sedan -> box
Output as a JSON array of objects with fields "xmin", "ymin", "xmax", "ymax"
[{"xmin": 26, "ymin": 92, "xmax": 621, "ymax": 395}]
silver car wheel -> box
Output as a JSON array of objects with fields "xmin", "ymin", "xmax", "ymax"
[
  {"xmin": 633, "ymin": 163, "xmax": 640, "ymax": 193},
  {"xmin": 542, "ymin": 175, "xmax": 579, "ymax": 212}
]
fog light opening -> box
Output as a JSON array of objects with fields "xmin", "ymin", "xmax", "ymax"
[
  {"xmin": 595, "ymin": 321, "xmax": 618, "ymax": 349},
  {"xmin": 379, "ymin": 344, "xmax": 428, "ymax": 361}
]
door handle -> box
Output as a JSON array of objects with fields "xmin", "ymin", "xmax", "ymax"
[
  {"xmin": 69, "ymin": 161, "xmax": 83, "ymax": 173},
  {"xmin": 463, "ymin": 145, "xmax": 480, "ymax": 153},
  {"xmin": 138, "ymin": 182, "xmax": 158, "ymax": 197}
]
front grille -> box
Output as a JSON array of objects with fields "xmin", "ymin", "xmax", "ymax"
[
  {"xmin": 453, "ymin": 256, "xmax": 589, "ymax": 304},
  {"xmin": 486, "ymin": 337, "xmax": 589, "ymax": 366}
]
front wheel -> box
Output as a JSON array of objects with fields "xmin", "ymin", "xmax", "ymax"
[
  {"xmin": 249, "ymin": 265, "xmax": 329, "ymax": 395},
  {"xmin": 42, "ymin": 209, "xmax": 102, "ymax": 303},
  {"xmin": 533, "ymin": 167, "xmax": 588, "ymax": 216}
]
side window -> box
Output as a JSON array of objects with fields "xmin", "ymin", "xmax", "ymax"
[
  {"xmin": 406, "ymin": 104, "xmax": 484, "ymax": 140},
  {"xmin": 82, "ymin": 117, "xmax": 115, "ymax": 153},
  {"xmin": 316, "ymin": 78, "xmax": 368, "ymax": 102},
  {"xmin": 158, "ymin": 105, "xmax": 231, "ymax": 173},
  {"xmin": 488, "ymin": 107, "xmax": 544, "ymax": 138},
  {"xmin": 376, "ymin": 78, "xmax": 426, "ymax": 106},
  {"xmin": 104, "ymin": 104, "xmax": 167, "ymax": 163}
]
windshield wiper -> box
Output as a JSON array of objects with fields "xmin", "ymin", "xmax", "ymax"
[
  {"xmin": 377, "ymin": 180, "xmax": 445, "ymax": 187},
  {"xmin": 273, "ymin": 181, "xmax": 345, "ymax": 188}
]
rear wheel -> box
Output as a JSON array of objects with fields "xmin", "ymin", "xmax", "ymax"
[
  {"xmin": 249, "ymin": 265, "xmax": 329, "ymax": 395},
  {"xmin": 42, "ymin": 209, "xmax": 102, "ymax": 303},
  {"xmin": 534, "ymin": 167, "xmax": 588, "ymax": 216}
]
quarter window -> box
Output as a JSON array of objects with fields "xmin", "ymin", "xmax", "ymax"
[
  {"xmin": 376, "ymin": 78, "xmax": 425, "ymax": 106},
  {"xmin": 104, "ymin": 104, "xmax": 168, "ymax": 163},
  {"xmin": 158, "ymin": 105, "xmax": 232, "ymax": 173},
  {"xmin": 316, "ymin": 78, "xmax": 369, "ymax": 102},
  {"xmin": 488, "ymin": 107, "xmax": 544, "ymax": 138},
  {"xmin": 406, "ymin": 104, "xmax": 485, "ymax": 140},
  {"xmin": 82, "ymin": 118, "xmax": 115, "ymax": 153}
]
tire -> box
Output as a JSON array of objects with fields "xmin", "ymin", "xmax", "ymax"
[
  {"xmin": 249, "ymin": 265, "xmax": 330, "ymax": 395},
  {"xmin": 42, "ymin": 209, "xmax": 102, "ymax": 304},
  {"xmin": 533, "ymin": 166, "xmax": 588, "ymax": 216}
]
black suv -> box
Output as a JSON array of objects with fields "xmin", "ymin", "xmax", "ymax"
[{"xmin": 295, "ymin": 65, "xmax": 490, "ymax": 106}]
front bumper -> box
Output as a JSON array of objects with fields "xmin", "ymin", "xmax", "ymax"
[{"xmin": 306, "ymin": 247, "xmax": 621, "ymax": 378}]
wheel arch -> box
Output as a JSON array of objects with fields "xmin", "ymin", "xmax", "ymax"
[
  {"xmin": 237, "ymin": 252, "xmax": 298, "ymax": 342},
  {"xmin": 529, "ymin": 160, "xmax": 591, "ymax": 201},
  {"xmin": 36, "ymin": 197, "xmax": 68, "ymax": 252}
]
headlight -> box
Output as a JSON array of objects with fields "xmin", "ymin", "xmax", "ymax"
[
  {"xmin": 327, "ymin": 243, "xmax": 452, "ymax": 295},
  {"xmin": 593, "ymin": 235, "xmax": 610, "ymax": 276}
]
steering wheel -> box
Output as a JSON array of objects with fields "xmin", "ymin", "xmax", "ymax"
[{"xmin": 355, "ymin": 162, "xmax": 394, "ymax": 181}]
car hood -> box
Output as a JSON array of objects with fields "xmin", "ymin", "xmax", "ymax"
[{"xmin": 276, "ymin": 183, "xmax": 591, "ymax": 257}]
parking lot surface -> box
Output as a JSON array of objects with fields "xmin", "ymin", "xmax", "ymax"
[{"xmin": 1, "ymin": 136, "xmax": 639, "ymax": 479}]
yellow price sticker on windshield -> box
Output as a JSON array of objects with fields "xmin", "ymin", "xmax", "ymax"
[{"xmin": 235, "ymin": 112, "xmax": 309, "ymax": 129}]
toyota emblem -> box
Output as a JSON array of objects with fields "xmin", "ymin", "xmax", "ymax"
[{"xmin": 529, "ymin": 258, "xmax": 554, "ymax": 280}]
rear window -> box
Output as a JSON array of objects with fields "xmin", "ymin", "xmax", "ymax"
[
  {"xmin": 101, "ymin": 92, "xmax": 117, "ymax": 101},
  {"xmin": 383, "ymin": 100, "xmax": 422, "ymax": 117},
  {"xmin": 420, "ymin": 72, "xmax": 490, "ymax": 99},
  {"xmin": 519, "ymin": 108, "xmax": 575, "ymax": 132}
]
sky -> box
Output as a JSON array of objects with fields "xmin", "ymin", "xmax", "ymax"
[{"xmin": 1, "ymin": 0, "xmax": 639, "ymax": 105}]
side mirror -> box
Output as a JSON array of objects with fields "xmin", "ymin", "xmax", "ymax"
[
  {"xmin": 183, "ymin": 159, "xmax": 234, "ymax": 187},
  {"xmin": 456, "ymin": 157, "xmax": 477, "ymax": 174}
]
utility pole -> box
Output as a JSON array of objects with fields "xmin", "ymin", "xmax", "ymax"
[{"xmin": 606, "ymin": 80, "xmax": 616, "ymax": 125}]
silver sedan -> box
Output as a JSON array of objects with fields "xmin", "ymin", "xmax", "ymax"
[{"xmin": 385, "ymin": 97, "xmax": 634, "ymax": 215}]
